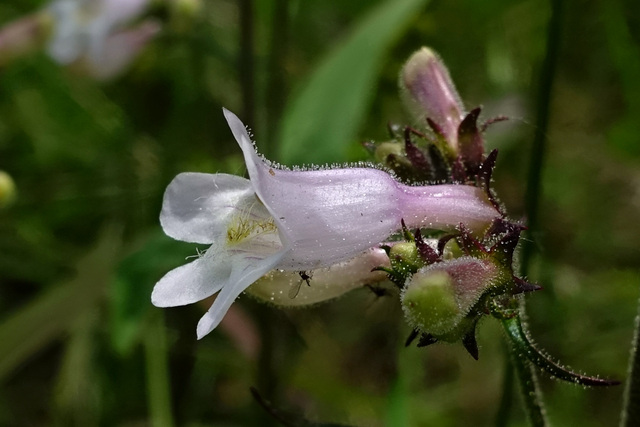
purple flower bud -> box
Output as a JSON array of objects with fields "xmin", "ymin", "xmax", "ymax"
[
  {"xmin": 400, "ymin": 47, "xmax": 464, "ymax": 155},
  {"xmin": 152, "ymin": 109, "xmax": 499, "ymax": 338}
]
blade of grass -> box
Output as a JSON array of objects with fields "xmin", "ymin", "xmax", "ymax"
[
  {"xmin": 621, "ymin": 291, "xmax": 640, "ymax": 426},
  {"xmin": 144, "ymin": 311, "xmax": 175, "ymax": 427},
  {"xmin": 277, "ymin": 0, "xmax": 429, "ymax": 165},
  {"xmin": 497, "ymin": 0, "xmax": 564, "ymax": 425}
]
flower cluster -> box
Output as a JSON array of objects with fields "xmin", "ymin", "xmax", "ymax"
[
  {"xmin": 152, "ymin": 108, "xmax": 499, "ymax": 338},
  {"xmin": 151, "ymin": 45, "xmax": 619, "ymax": 388}
]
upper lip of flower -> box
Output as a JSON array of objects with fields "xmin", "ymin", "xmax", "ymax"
[{"xmin": 152, "ymin": 108, "xmax": 500, "ymax": 339}]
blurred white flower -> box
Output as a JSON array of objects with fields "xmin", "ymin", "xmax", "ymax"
[{"xmin": 46, "ymin": 0, "xmax": 158, "ymax": 79}]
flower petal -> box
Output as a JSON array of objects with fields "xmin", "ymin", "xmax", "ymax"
[
  {"xmin": 151, "ymin": 246, "xmax": 228, "ymax": 307},
  {"xmin": 47, "ymin": 0, "xmax": 84, "ymax": 64},
  {"xmin": 247, "ymin": 247, "xmax": 391, "ymax": 306},
  {"xmin": 195, "ymin": 251, "xmax": 285, "ymax": 339},
  {"xmin": 160, "ymin": 172, "xmax": 254, "ymax": 244}
]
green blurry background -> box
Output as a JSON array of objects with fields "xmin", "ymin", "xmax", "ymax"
[{"xmin": 1, "ymin": 0, "xmax": 639, "ymax": 425}]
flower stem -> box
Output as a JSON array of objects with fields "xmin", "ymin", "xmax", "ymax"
[
  {"xmin": 239, "ymin": 0, "xmax": 256, "ymax": 129},
  {"xmin": 265, "ymin": 0, "xmax": 290, "ymax": 158},
  {"xmin": 520, "ymin": 0, "xmax": 564, "ymax": 275},
  {"xmin": 508, "ymin": 339, "xmax": 547, "ymax": 427},
  {"xmin": 144, "ymin": 311, "xmax": 175, "ymax": 427},
  {"xmin": 621, "ymin": 293, "xmax": 640, "ymax": 426},
  {"xmin": 497, "ymin": 0, "xmax": 564, "ymax": 425},
  {"xmin": 494, "ymin": 351, "xmax": 514, "ymax": 427}
]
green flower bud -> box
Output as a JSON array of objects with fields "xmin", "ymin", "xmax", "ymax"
[
  {"xmin": 401, "ymin": 257, "xmax": 504, "ymax": 337},
  {"xmin": 374, "ymin": 141, "xmax": 405, "ymax": 163},
  {"xmin": 389, "ymin": 241, "xmax": 424, "ymax": 275},
  {"xmin": 402, "ymin": 269, "xmax": 460, "ymax": 335},
  {"xmin": 0, "ymin": 170, "xmax": 16, "ymax": 208}
]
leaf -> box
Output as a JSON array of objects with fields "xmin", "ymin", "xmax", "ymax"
[
  {"xmin": 599, "ymin": 0, "xmax": 640, "ymax": 157},
  {"xmin": 277, "ymin": 0, "xmax": 430, "ymax": 165}
]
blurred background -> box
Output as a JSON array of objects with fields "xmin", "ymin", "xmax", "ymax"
[{"xmin": 1, "ymin": 0, "xmax": 639, "ymax": 425}]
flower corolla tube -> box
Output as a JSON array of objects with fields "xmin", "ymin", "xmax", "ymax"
[{"xmin": 152, "ymin": 108, "xmax": 499, "ymax": 338}]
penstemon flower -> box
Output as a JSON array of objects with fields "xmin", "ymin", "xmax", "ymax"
[{"xmin": 152, "ymin": 108, "xmax": 499, "ymax": 338}]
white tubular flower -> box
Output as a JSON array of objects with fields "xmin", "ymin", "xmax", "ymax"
[
  {"xmin": 46, "ymin": 0, "xmax": 156, "ymax": 79},
  {"xmin": 152, "ymin": 108, "xmax": 499, "ymax": 339}
]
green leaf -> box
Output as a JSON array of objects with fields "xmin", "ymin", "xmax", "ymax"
[
  {"xmin": 599, "ymin": 0, "xmax": 640, "ymax": 157},
  {"xmin": 277, "ymin": 0, "xmax": 430, "ymax": 165}
]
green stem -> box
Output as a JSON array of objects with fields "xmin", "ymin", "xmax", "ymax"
[
  {"xmin": 503, "ymin": 316, "xmax": 617, "ymax": 387},
  {"xmin": 498, "ymin": 0, "xmax": 564, "ymax": 425},
  {"xmin": 494, "ymin": 351, "xmax": 514, "ymax": 427},
  {"xmin": 144, "ymin": 312, "xmax": 175, "ymax": 427},
  {"xmin": 239, "ymin": 0, "xmax": 256, "ymax": 129},
  {"xmin": 265, "ymin": 0, "xmax": 289, "ymax": 158},
  {"xmin": 520, "ymin": 0, "xmax": 564, "ymax": 275},
  {"xmin": 508, "ymin": 342, "xmax": 547, "ymax": 427},
  {"xmin": 621, "ymin": 293, "xmax": 640, "ymax": 426}
]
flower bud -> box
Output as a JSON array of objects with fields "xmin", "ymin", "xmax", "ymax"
[
  {"xmin": 401, "ymin": 257, "xmax": 503, "ymax": 336},
  {"xmin": 0, "ymin": 170, "xmax": 16, "ymax": 208},
  {"xmin": 400, "ymin": 47, "xmax": 464, "ymax": 156},
  {"xmin": 374, "ymin": 141, "xmax": 404, "ymax": 164},
  {"xmin": 389, "ymin": 242, "xmax": 424, "ymax": 274},
  {"xmin": 402, "ymin": 269, "xmax": 459, "ymax": 335}
]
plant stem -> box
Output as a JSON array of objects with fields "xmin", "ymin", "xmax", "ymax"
[
  {"xmin": 265, "ymin": 0, "xmax": 289, "ymax": 158},
  {"xmin": 239, "ymin": 0, "xmax": 256, "ymax": 129},
  {"xmin": 494, "ymin": 350, "xmax": 514, "ymax": 427},
  {"xmin": 144, "ymin": 312, "xmax": 175, "ymax": 427},
  {"xmin": 621, "ymin": 294, "xmax": 640, "ymax": 426},
  {"xmin": 508, "ymin": 340, "xmax": 547, "ymax": 427},
  {"xmin": 494, "ymin": 0, "xmax": 564, "ymax": 425},
  {"xmin": 520, "ymin": 0, "xmax": 564, "ymax": 275}
]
